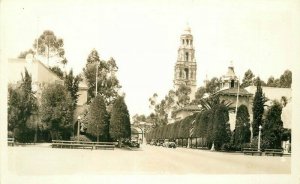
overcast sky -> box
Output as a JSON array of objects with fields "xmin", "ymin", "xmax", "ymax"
[{"xmin": 2, "ymin": 0, "xmax": 299, "ymax": 116}]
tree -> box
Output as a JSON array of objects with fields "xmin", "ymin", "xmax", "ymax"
[
  {"xmin": 18, "ymin": 49, "xmax": 35, "ymax": 59},
  {"xmin": 279, "ymin": 70, "xmax": 292, "ymax": 88},
  {"xmin": 253, "ymin": 77, "xmax": 266, "ymax": 86},
  {"xmin": 193, "ymin": 86, "xmax": 206, "ymax": 104},
  {"xmin": 40, "ymin": 83, "xmax": 73, "ymax": 140},
  {"xmin": 252, "ymin": 77, "xmax": 268, "ymax": 137},
  {"xmin": 49, "ymin": 66, "xmax": 64, "ymax": 79},
  {"xmin": 34, "ymin": 30, "xmax": 67, "ymax": 66},
  {"xmin": 132, "ymin": 114, "xmax": 146, "ymax": 125},
  {"xmin": 194, "ymin": 110, "xmax": 210, "ymax": 145},
  {"xmin": 109, "ymin": 96, "xmax": 131, "ymax": 147},
  {"xmin": 241, "ymin": 69, "xmax": 255, "ymax": 88},
  {"xmin": 267, "ymin": 76, "xmax": 277, "ymax": 87},
  {"xmin": 64, "ymin": 69, "xmax": 81, "ymax": 109},
  {"xmin": 205, "ymin": 77, "xmax": 220, "ymax": 94},
  {"xmin": 233, "ymin": 105, "xmax": 251, "ymax": 146},
  {"xmin": 86, "ymin": 49, "xmax": 100, "ymax": 64},
  {"xmin": 86, "ymin": 95, "xmax": 109, "ymax": 141},
  {"xmin": 210, "ymin": 104, "xmax": 231, "ymax": 150},
  {"xmin": 8, "ymin": 69, "xmax": 38, "ymax": 142},
  {"xmin": 199, "ymin": 95, "xmax": 232, "ymax": 150},
  {"xmin": 262, "ymin": 100, "xmax": 284, "ymax": 148},
  {"xmin": 83, "ymin": 50, "xmax": 121, "ymax": 104},
  {"xmin": 175, "ymin": 84, "xmax": 191, "ymax": 107}
]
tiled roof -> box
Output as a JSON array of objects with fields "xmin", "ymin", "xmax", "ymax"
[
  {"xmin": 173, "ymin": 105, "xmax": 201, "ymax": 113},
  {"xmin": 215, "ymin": 87, "xmax": 253, "ymax": 97}
]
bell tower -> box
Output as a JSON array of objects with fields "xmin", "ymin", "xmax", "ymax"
[{"xmin": 173, "ymin": 25, "xmax": 197, "ymax": 101}]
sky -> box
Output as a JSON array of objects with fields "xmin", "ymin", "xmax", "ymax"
[{"xmin": 1, "ymin": 0, "xmax": 299, "ymax": 117}]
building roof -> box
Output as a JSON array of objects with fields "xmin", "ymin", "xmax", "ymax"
[
  {"xmin": 245, "ymin": 85, "xmax": 292, "ymax": 102},
  {"xmin": 173, "ymin": 105, "xmax": 201, "ymax": 114},
  {"xmin": 214, "ymin": 87, "xmax": 253, "ymax": 97},
  {"xmin": 8, "ymin": 57, "xmax": 63, "ymax": 84},
  {"xmin": 225, "ymin": 66, "xmax": 236, "ymax": 78}
]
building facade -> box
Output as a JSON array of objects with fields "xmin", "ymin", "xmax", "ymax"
[{"xmin": 214, "ymin": 64, "xmax": 253, "ymax": 131}]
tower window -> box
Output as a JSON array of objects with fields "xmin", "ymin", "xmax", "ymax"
[
  {"xmin": 184, "ymin": 68, "xmax": 189, "ymax": 79},
  {"xmin": 185, "ymin": 52, "xmax": 189, "ymax": 61},
  {"xmin": 182, "ymin": 40, "xmax": 184, "ymax": 45},
  {"xmin": 230, "ymin": 80, "xmax": 235, "ymax": 88}
]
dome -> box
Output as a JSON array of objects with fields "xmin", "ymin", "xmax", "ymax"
[{"xmin": 183, "ymin": 24, "xmax": 191, "ymax": 35}]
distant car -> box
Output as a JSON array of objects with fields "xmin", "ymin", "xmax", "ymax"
[
  {"xmin": 163, "ymin": 142, "xmax": 169, "ymax": 147},
  {"xmin": 168, "ymin": 142, "xmax": 176, "ymax": 148},
  {"xmin": 150, "ymin": 141, "xmax": 155, "ymax": 145},
  {"xmin": 129, "ymin": 140, "xmax": 140, "ymax": 148},
  {"xmin": 156, "ymin": 141, "xmax": 163, "ymax": 146}
]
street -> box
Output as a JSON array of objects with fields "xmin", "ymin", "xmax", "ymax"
[{"xmin": 7, "ymin": 144, "xmax": 290, "ymax": 175}]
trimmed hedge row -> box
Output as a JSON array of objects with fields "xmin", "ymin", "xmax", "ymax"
[{"xmin": 146, "ymin": 113, "xmax": 198, "ymax": 142}]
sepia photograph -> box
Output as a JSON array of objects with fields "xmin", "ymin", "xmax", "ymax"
[{"xmin": 0, "ymin": 0, "xmax": 299, "ymax": 183}]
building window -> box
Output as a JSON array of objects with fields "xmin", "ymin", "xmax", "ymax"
[
  {"xmin": 184, "ymin": 68, "xmax": 189, "ymax": 79},
  {"xmin": 185, "ymin": 52, "xmax": 189, "ymax": 61},
  {"xmin": 230, "ymin": 80, "xmax": 235, "ymax": 88}
]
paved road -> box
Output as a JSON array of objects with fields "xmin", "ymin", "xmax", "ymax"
[{"xmin": 7, "ymin": 144, "xmax": 290, "ymax": 175}]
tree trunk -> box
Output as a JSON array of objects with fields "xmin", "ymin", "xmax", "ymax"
[{"xmin": 211, "ymin": 142, "xmax": 215, "ymax": 151}]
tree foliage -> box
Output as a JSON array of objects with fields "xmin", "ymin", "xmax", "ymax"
[
  {"xmin": 279, "ymin": 70, "xmax": 292, "ymax": 88},
  {"xmin": 49, "ymin": 66, "xmax": 64, "ymax": 79},
  {"xmin": 83, "ymin": 49, "xmax": 121, "ymax": 105},
  {"xmin": 64, "ymin": 69, "xmax": 81, "ymax": 109},
  {"xmin": 34, "ymin": 30, "xmax": 67, "ymax": 65},
  {"xmin": 86, "ymin": 95, "xmax": 109, "ymax": 141},
  {"xmin": 233, "ymin": 105, "xmax": 251, "ymax": 146},
  {"xmin": 241, "ymin": 69, "xmax": 255, "ymax": 88},
  {"xmin": 40, "ymin": 83, "xmax": 74, "ymax": 140},
  {"xmin": 18, "ymin": 49, "xmax": 35, "ymax": 59},
  {"xmin": 109, "ymin": 96, "xmax": 131, "ymax": 141},
  {"xmin": 252, "ymin": 77, "xmax": 268, "ymax": 137},
  {"xmin": 253, "ymin": 77, "xmax": 267, "ymax": 86},
  {"xmin": 205, "ymin": 77, "xmax": 220, "ymax": 94},
  {"xmin": 262, "ymin": 100, "xmax": 284, "ymax": 148},
  {"xmin": 8, "ymin": 68, "xmax": 38, "ymax": 142},
  {"xmin": 175, "ymin": 84, "xmax": 191, "ymax": 107},
  {"xmin": 193, "ymin": 86, "xmax": 206, "ymax": 104}
]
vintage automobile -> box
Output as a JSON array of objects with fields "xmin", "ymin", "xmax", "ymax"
[{"xmin": 167, "ymin": 142, "xmax": 176, "ymax": 148}]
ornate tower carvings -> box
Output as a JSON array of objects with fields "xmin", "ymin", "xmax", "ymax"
[{"xmin": 173, "ymin": 26, "xmax": 197, "ymax": 101}]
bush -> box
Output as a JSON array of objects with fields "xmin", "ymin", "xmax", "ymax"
[
  {"xmin": 71, "ymin": 135, "xmax": 92, "ymax": 142},
  {"xmin": 221, "ymin": 143, "xmax": 241, "ymax": 152},
  {"xmin": 8, "ymin": 131, "xmax": 14, "ymax": 138},
  {"xmin": 249, "ymin": 136, "xmax": 271, "ymax": 150},
  {"xmin": 14, "ymin": 127, "xmax": 35, "ymax": 143}
]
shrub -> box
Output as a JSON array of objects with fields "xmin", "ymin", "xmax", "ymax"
[
  {"xmin": 249, "ymin": 136, "xmax": 270, "ymax": 150},
  {"xmin": 71, "ymin": 135, "xmax": 92, "ymax": 142},
  {"xmin": 221, "ymin": 143, "xmax": 240, "ymax": 152},
  {"xmin": 8, "ymin": 131, "xmax": 14, "ymax": 138}
]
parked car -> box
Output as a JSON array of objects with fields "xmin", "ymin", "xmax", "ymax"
[
  {"xmin": 168, "ymin": 142, "xmax": 176, "ymax": 148},
  {"xmin": 163, "ymin": 142, "xmax": 169, "ymax": 147},
  {"xmin": 122, "ymin": 139, "xmax": 140, "ymax": 148},
  {"xmin": 156, "ymin": 141, "xmax": 163, "ymax": 146},
  {"xmin": 129, "ymin": 140, "xmax": 140, "ymax": 148}
]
